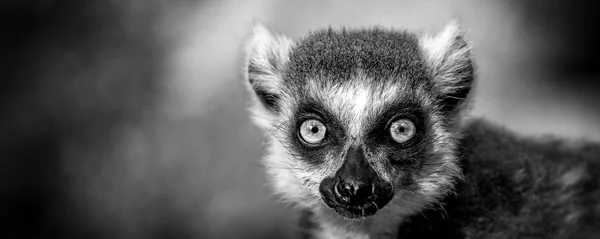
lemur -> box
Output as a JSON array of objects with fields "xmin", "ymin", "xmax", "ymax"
[{"xmin": 243, "ymin": 21, "xmax": 600, "ymax": 239}]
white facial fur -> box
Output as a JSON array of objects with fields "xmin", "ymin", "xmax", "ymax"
[{"xmin": 244, "ymin": 24, "xmax": 295, "ymax": 131}]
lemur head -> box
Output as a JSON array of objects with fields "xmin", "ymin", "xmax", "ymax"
[{"xmin": 244, "ymin": 22, "xmax": 474, "ymax": 220}]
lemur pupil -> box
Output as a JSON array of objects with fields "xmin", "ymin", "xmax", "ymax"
[{"xmin": 311, "ymin": 127, "xmax": 318, "ymax": 133}]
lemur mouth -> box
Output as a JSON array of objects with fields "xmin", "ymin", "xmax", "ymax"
[
  {"xmin": 321, "ymin": 195, "xmax": 386, "ymax": 219},
  {"xmin": 319, "ymin": 177, "xmax": 394, "ymax": 219}
]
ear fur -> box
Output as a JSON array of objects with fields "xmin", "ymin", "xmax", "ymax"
[
  {"xmin": 420, "ymin": 21, "xmax": 474, "ymax": 113},
  {"xmin": 244, "ymin": 23, "xmax": 294, "ymax": 114}
]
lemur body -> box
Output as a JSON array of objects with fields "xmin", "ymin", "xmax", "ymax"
[{"xmin": 243, "ymin": 22, "xmax": 600, "ymax": 238}]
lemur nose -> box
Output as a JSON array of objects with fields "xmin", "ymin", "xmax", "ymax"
[{"xmin": 335, "ymin": 179, "xmax": 374, "ymax": 203}]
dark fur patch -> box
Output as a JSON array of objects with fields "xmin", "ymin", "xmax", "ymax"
[
  {"xmin": 252, "ymin": 86, "xmax": 280, "ymax": 112},
  {"xmin": 396, "ymin": 119, "xmax": 600, "ymax": 238},
  {"xmin": 285, "ymin": 27, "xmax": 430, "ymax": 87},
  {"xmin": 248, "ymin": 61, "xmax": 280, "ymax": 112},
  {"xmin": 287, "ymin": 98, "xmax": 347, "ymax": 165},
  {"xmin": 363, "ymin": 100, "xmax": 426, "ymax": 149}
]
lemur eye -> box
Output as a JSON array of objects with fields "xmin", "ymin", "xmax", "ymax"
[
  {"xmin": 389, "ymin": 119, "xmax": 416, "ymax": 144},
  {"xmin": 299, "ymin": 119, "xmax": 327, "ymax": 145}
]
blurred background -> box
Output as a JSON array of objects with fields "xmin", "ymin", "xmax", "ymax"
[{"xmin": 1, "ymin": 0, "xmax": 598, "ymax": 238}]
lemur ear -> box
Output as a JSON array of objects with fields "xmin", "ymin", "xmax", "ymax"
[
  {"xmin": 420, "ymin": 21, "xmax": 474, "ymax": 113},
  {"xmin": 244, "ymin": 23, "xmax": 294, "ymax": 113}
]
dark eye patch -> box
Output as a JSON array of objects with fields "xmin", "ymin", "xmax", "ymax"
[
  {"xmin": 287, "ymin": 99, "xmax": 346, "ymax": 165},
  {"xmin": 362, "ymin": 99, "xmax": 431, "ymax": 168},
  {"xmin": 364, "ymin": 100, "xmax": 426, "ymax": 146}
]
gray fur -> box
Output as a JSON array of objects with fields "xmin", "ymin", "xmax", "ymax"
[{"xmin": 286, "ymin": 27, "xmax": 428, "ymax": 86}]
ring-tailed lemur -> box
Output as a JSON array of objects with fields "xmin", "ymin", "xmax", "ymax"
[{"xmin": 243, "ymin": 22, "xmax": 600, "ymax": 239}]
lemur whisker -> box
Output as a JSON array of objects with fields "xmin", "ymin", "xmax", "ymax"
[{"xmin": 372, "ymin": 201, "xmax": 380, "ymax": 213}]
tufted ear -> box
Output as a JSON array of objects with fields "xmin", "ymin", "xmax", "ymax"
[
  {"xmin": 244, "ymin": 23, "xmax": 294, "ymax": 114},
  {"xmin": 420, "ymin": 21, "xmax": 475, "ymax": 114}
]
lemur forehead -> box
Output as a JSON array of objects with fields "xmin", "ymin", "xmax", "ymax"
[
  {"xmin": 285, "ymin": 27, "xmax": 430, "ymax": 86},
  {"xmin": 302, "ymin": 76, "xmax": 412, "ymax": 137}
]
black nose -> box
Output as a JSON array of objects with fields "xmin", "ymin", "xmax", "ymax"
[{"xmin": 334, "ymin": 179, "xmax": 374, "ymax": 204}]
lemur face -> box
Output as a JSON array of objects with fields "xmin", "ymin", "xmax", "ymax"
[{"xmin": 245, "ymin": 22, "xmax": 474, "ymax": 219}]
